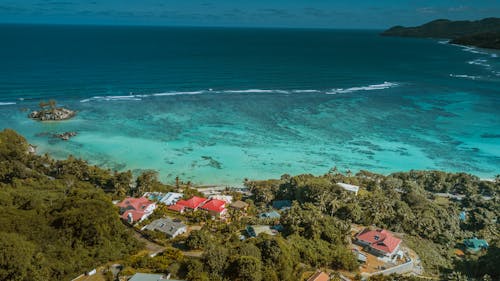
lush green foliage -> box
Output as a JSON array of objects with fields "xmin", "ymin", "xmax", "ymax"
[
  {"xmin": 246, "ymin": 169, "xmax": 499, "ymax": 279},
  {"xmin": 0, "ymin": 129, "xmax": 140, "ymax": 280}
]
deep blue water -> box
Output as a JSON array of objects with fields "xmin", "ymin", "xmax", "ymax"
[{"xmin": 0, "ymin": 24, "xmax": 499, "ymax": 184}]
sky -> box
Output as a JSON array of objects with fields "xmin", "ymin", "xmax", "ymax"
[{"xmin": 0, "ymin": 0, "xmax": 499, "ymax": 29}]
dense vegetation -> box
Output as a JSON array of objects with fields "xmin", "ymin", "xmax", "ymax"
[
  {"xmin": 450, "ymin": 32, "xmax": 500, "ymax": 50},
  {"xmin": 0, "ymin": 129, "xmax": 141, "ymax": 280},
  {"xmin": 381, "ymin": 17, "xmax": 500, "ymax": 50},
  {"xmin": 133, "ymin": 169, "xmax": 498, "ymax": 280},
  {"xmin": 245, "ymin": 169, "xmax": 499, "ymax": 280}
]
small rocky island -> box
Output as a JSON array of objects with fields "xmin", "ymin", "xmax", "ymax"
[
  {"xmin": 29, "ymin": 100, "xmax": 76, "ymax": 121},
  {"xmin": 381, "ymin": 17, "xmax": 500, "ymax": 50},
  {"xmin": 54, "ymin": 132, "xmax": 77, "ymax": 141}
]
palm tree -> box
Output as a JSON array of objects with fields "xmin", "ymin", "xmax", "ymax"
[
  {"xmin": 48, "ymin": 100, "xmax": 57, "ymax": 113},
  {"xmin": 328, "ymin": 198, "xmax": 341, "ymax": 217},
  {"xmin": 39, "ymin": 101, "xmax": 48, "ymax": 111}
]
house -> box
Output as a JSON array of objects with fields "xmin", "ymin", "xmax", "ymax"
[
  {"xmin": 200, "ymin": 199, "xmax": 227, "ymax": 216},
  {"xmin": 230, "ymin": 200, "xmax": 249, "ymax": 211},
  {"xmin": 168, "ymin": 196, "xmax": 208, "ymax": 213},
  {"xmin": 307, "ymin": 271, "xmax": 330, "ymax": 281},
  {"xmin": 259, "ymin": 210, "xmax": 281, "ymax": 219},
  {"xmin": 246, "ymin": 225, "xmax": 277, "ymax": 237},
  {"xmin": 167, "ymin": 204, "xmax": 186, "ymax": 213},
  {"xmin": 355, "ymin": 228, "xmax": 402, "ymax": 257},
  {"xmin": 464, "ymin": 238, "xmax": 489, "ymax": 252},
  {"xmin": 142, "ymin": 218, "xmax": 187, "ymax": 238},
  {"xmin": 128, "ymin": 273, "xmax": 185, "ymax": 281},
  {"xmin": 337, "ymin": 183, "xmax": 359, "ymax": 195},
  {"xmin": 116, "ymin": 197, "xmax": 156, "ymax": 224},
  {"xmin": 209, "ymin": 194, "xmax": 233, "ymax": 204},
  {"xmin": 272, "ymin": 200, "xmax": 292, "ymax": 211},
  {"xmin": 160, "ymin": 192, "xmax": 184, "ymax": 206}
]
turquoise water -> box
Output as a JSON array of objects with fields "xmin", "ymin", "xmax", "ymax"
[{"xmin": 0, "ymin": 24, "xmax": 499, "ymax": 185}]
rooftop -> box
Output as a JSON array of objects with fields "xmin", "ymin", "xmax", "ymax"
[
  {"xmin": 200, "ymin": 199, "xmax": 226, "ymax": 213},
  {"xmin": 117, "ymin": 197, "xmax": 154, "ymax": 211},
  {"xmin": 246, "ymin": 225, "xmax": 277, "ymax": 237},
  {"xmin": 464, "ymin": 238, "xmax": 489, "ymax": 251},
  {"xmin": 230, "ymin": 200, "xmax": 249, "ymax": 209},
  {"xmin": 259, "ymin": 210, "xmax": 281, "ymax": 219},
  {"xmin": 176, "ymin": 196, "xmax": 207, "ymax": 209},
  {"xmin": 143, "ymin": 218, "xmax": 186, "ymax": 237},
  {"xmin": 272, "ymin": 200, "xmax": 292, "ymax": 210},
  {"xmin": 356, "ymin": 229, "xmax": 401, "ymax": 254}
]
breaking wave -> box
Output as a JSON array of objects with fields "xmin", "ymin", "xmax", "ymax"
[
  {"xmin": 325, "ymin": 82, "xmax": 399, "ymax": 95},
  {"xmin": 0, "ymin": 102, "xmax": 16, "ymax": 106},
  {"xmin": 468, "ymin": 59, "xmax": 491, "ymax": 68},
  {"xmin": 80, "ymin": 82, "xmax": 400, "ymax": 102},
  {"xmin": 449, "ymin": 74, "xmax": 481, "ymax": 80}
]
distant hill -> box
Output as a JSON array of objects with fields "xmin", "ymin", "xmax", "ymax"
[
  {"xmin": 381, "ymin": 18, "xmax": 500, "ymax": 49},
  {"xmin": 450, "ymin": 31, "xmax": 500, "ymax": 50}
]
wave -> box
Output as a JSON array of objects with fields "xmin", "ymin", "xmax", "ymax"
[
  {"xmin": 0, "ymin": 102, "xmax": 16, "ymax": 105},
  {"xmin": 291, "ymin": 90, "xmax": 320, "ymax": 93},
  {"xmin": 468, "ymin": 59, "xmax": 491, "ymax": 68},
  {"xmin": 153, "ymin": 90, "xmax": 206, "ymax": 96},
  {"xmin": 459, "ymin": 45, "xmax": 490, "ymax": 55},
  {"xmin": 80, "ymin": 95, "xmax": 143, "ymax": 102},
  {"xmin": 325, "ymin": 82, "xmax": 399, "ymax": 95},
  {"xmin": 222, "ymin": 89, "xmax": 289, "ymax": 94},
  {"xmin": 80, "ymin": 83, "xmax": 400, "ymax": 102},
  {"xmin": 449, "ymin": 74, "xmax": 480, "ymax": 80},
  {"xmin": 438, "ymin": 40, "xmax": 450, "ymax": 44}
]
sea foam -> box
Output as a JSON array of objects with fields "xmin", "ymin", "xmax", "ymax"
[
  {"xmin": 449, "ymin": 74, "xmax": 480, "ymax": 80},
  {"xmin": 153, "ymin": 91, "xmax": 205, "ymax": 96},
  {"xmin": 80, "ymin": 83, "xmax": 399, "ymax": 103},
  {"xmin": 325, "ymin": 82, "xmax": 398, "ymax": 95},
  {"xmin": 0, "ymin": 102, "xmax": 16, "ymax": 105},
  {"xmin": 222, "ymin": 89, "xmax": 290, "ymax": 94},
  {"xmin": 468, "ymin": 59, "xmax": 491, "ymax": 68}
]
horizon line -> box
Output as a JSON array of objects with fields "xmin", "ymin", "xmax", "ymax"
[{"xmin": 0, "ymin": 21, "xmax": 385, "ymax": 31}]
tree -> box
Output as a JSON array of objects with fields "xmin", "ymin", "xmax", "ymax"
[
  {"xmin": 234, "ymin": 256, "xmax": 262, "ymax": 281},
  {"xmin": 185, "ymin": 259, "xmax": 209, "ymax": 281},
  {"xmin": 203, "ymin": 243, "xmax": 229, "ymax": 276},
  {"xmin": 0, "ymin": 232, "xmax": 35, "ymax": 281},
  {"xmin": 186, "ymin": 230, "xmax": 210, "ymax": 250},
  {"xmin": 135, "ymin": 170, "xmax": 160, "ymax": 196}
]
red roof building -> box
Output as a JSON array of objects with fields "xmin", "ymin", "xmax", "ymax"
[
  {"xmin": 168, "ymin": 204, "xmax": 186, "ymax": 213},
  {"xmin": 200, "ymin": 199, "xmax": 227, "ymax": 216},
  {"xmin": 168, "ymin": 196, "xmax": 208, "ymax": 213},
  {"xmin": 177, "ymin": 196, "xmax": 208, "ymax": 210},
  {"xmin": 356, "ymin": 229, "xmax": 402, "ymax": 256},
  {"xmin": 116, "ymin": 197, "xmax": 156, "ymax": 224}
]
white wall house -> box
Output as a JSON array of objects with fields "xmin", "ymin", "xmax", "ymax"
[
  {"xmin": 160, "ymin": 192, "xmax": 184, "ymax": 205},
  {"xmin": 337, "ymin": 183, "xmax": 360, "ymax": 195}
]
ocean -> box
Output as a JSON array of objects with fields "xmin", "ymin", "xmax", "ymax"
[{"xmin": 0, "ymin": 24, "xmax": 498, "ymax": 185}]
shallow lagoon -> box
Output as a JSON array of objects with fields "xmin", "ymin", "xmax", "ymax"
[{"xmin": 0, "ymin": 26, "xmax": 498, "ymax": 184}]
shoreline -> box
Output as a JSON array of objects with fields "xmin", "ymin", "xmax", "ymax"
[{"xmin": 29, "ymin": 143, "xmax": 497, "ymax": 186}]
